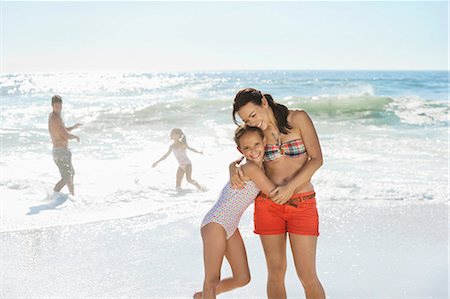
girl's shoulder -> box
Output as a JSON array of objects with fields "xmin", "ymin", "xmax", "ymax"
[{"xmin": 172, "ymin": 142, "xmax": 186, "ymax": 150}]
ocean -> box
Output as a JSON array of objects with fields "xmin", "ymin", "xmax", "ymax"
[{"xmin": 1, "ymin": 70, "xmax": 447, "ymax": 231}]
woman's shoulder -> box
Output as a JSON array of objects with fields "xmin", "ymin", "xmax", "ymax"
[
  {"xmin": 288, "ymin": 108, "xmax": 308, "ymax": 119},
  {"xmin": 288, "ymin": 109, "xmax": 312, "ymax": 128}
]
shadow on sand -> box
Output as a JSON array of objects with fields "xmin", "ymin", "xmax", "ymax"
[{"xmin": 27, "ymin": 193, "xmax": 69, "ymax": 215}]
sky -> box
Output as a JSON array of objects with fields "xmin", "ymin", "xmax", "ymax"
[{"xmin": 2, "ymin": 1, "xmax": 448, "ymax": 73}]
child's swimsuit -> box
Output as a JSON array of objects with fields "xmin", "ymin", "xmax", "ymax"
[
  {"xmin": 201, "ymin": 180, "xmax": 260, "ymax": 239},
  {"xmin": 172, "ymin": 147, "xmax": 191, "ymax": 170}
]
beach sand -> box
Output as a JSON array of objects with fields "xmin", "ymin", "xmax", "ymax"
[{"xmin": 1, "ymin": 200, "xmax": 447, "ymax": 298}]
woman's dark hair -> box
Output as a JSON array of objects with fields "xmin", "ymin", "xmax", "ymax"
[
  {"xmin": 232, "ymin": 88, "xmax": 292, "ymax": 134},
  {"xmin": 233, "ymin": 125, "xmax": 265, "ymax": 147}
]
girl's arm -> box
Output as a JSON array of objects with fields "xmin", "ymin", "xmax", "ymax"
[
  {"xmin": 271, "ymin": 110, "xmax": 323, "ymax": 204},
  {"xmin": 152, "ymin": 146, "xmax": 173, "ymax": 168},
  {"xmin": 186, "ymin": 144, "xmax": 203, "ymax": 154},
  {"xmin": 241, "ymin": 162, "xmax": 277, "ymax": 196}
]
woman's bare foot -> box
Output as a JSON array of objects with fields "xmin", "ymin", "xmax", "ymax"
[{"xmin": 193, "ymin": 291, "xmax": 202, "ymax": 299}]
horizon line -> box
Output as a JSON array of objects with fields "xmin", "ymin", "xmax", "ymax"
[{"xmin": 2, "ymin": 68, "xmax": 449, "ymax": 75}]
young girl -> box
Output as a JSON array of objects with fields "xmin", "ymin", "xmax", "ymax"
[
  {"xmin": 194, "ymin": 126, "xmax": 277, "ymax": 299},
  {"xmin": 152, "ymin": 128, "xmax": 203, "ymax": 190}
]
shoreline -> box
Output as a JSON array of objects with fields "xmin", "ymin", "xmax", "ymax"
[{"xmin": 2, "ymin": 197, "xmax": 446, "ymax": 233}]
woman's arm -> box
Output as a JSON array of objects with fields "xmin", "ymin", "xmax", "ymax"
[
  {"xmin": 271, "ymin": 110, "xmax": 323, "ymax": 204},
  {"xmin": 152, "ymin": 146, "xmax": 173, "ymax": 168},
  {"xmin": 242, "ymin": 162, "xmax": 277, "ymax": 195},
  {"xmin": 229, "ymin": 157, "xmax": 246, "ymax": 189}
]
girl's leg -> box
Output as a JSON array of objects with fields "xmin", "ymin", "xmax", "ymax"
[
  {"xmin": 185, "ymin": 164, "xmax": 202, "ymax": 190},
  {"xmin": 194, "ymin": 229, "xmax": 250, "ymax": 299},
  {"xmin": 200, "ymin": 223, "xmax": 227, "ymax": 299},
  {"xmin": 260, "ymin": 234, "xmax": 288, "ymax": 299},
  {"xmin": 289, "ymin": 234, "xmax": 325, "ymax": 299},
  {"xmin": 222, "ymin": 229, "xmax": 251, "ymax": 289},
  {"xmin": 176, "ymin": 167, "xmax": 185, "ymax": 189}
]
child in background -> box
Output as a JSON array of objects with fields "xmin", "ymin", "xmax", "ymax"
[
  {"xmin": 194, "ymin": 126, "xmax": 277, "ymax": 299},
  {"xmin": 152, "ymin": 128, "xmax": 203, "ymax": 190}
]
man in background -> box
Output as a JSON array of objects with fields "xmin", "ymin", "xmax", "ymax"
[{"xmin": 48, "ymin": 95, "xmax": 81, "ymax": 196}]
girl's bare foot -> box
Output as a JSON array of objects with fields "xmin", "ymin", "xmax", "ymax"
[{"xmin": 193, "ymin": 291, "xmax": 202, "ymax": 299}]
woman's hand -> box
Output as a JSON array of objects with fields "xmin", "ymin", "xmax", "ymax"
[
  {"xmin": 270, "ymin": 185, "xmax": 295, "ymax": 205},
  {"xmin": 229, "ymin": 160, "xmax": 246, "ymax": 189}
]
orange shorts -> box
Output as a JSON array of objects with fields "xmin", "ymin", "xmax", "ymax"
[{"xmin": 254, "ymin": 190, "xmax": 319, "ymax": 236}]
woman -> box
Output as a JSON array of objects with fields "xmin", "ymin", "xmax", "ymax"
[{"xmin": 230, "ymin": 88, "xmax": 326, "ymax": 299}]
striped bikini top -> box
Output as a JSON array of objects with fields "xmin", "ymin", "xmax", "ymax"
[{"xmin": 264, "ymin": 138, "xmax": 307, "ymax": 161}]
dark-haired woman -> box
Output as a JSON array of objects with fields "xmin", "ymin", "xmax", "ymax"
[{"xmin": 230, "ymin": 88, "xmax": 326, "ymax": 299}]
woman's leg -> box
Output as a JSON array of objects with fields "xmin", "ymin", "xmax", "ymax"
[
  {"xmin": 176, "ymin": 167, "xmax": 185, "ymax": 189},
  {"xmin": 194, "ymin": 229, "xmax": 251, "ymax": 298},
  {"xmin": 289, "ymin": 234, "xmax": 325, "ymax": 299},
  {"xmin": 185, "ymin": 164, "xmax": 202, "ymax": 190},
  {"xmin": 260, "ymin": 234, "xmax": 288, "ymax": 299}
]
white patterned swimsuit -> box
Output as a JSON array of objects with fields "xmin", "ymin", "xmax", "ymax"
[
  {"xmin": 172, "ymin": 146, "xmax": 191, "ymax": 170},
  {"xmin": 201, "ymin": 180, "xmax": 260, "ymax": 239}
]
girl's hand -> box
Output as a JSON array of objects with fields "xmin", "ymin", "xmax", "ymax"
[
  {"xmin": 270, "ymin": 185, "xmax": 295, "ymax": 205},
  {"xmin": 229, "ymin": 162, "xmax": 246, "ymax": 189}
]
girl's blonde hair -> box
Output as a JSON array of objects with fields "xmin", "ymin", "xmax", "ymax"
[
  {"xmin": 171, "ymin": 128, "xmax": 187, "ymax": 144},
  {"xmin": 233, "ymin": 125, "xmax": 264, "ymax": 147}
]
